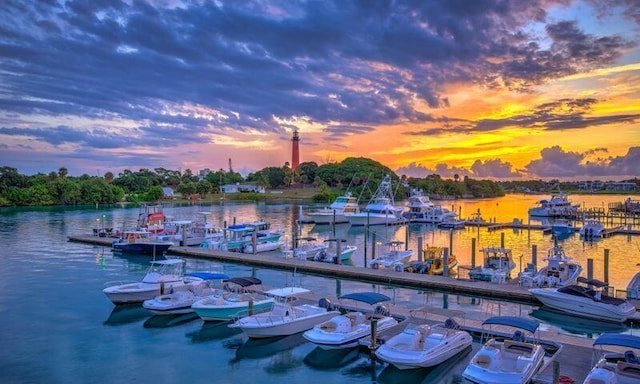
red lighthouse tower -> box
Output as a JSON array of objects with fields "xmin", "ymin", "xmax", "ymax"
[{"xmin": 291, "ymin": 129, "xmax": 300, "ymax": 170}]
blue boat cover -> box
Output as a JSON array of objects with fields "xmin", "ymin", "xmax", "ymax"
[
  {"xmin": 594, "ymin": 333, "xmax": 640, "ymax": 349},
  {"xmin": 187, "ymin": 272, "xmax": 230, "ymax": 281},
  {"xmin": 482, "ymin": 316, "xmax": 540, "ymax": 334},
  {"xmin": 339, "ymin": 292, "xmax": 391, "ymax": 305}
]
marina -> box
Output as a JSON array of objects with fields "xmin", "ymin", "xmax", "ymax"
[{"xmin": 4, "ymin": 193, "xmax": 640, "ymax": 384}]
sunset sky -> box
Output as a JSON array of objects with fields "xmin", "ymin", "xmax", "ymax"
[{"xmin": 0, "ymin": 0, "xmax": 639, "ymax": 180}]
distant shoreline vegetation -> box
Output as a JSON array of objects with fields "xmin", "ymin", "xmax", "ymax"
[{"xmin": 0, "ymin": 159, "xmax": 638, "ymax": 207}]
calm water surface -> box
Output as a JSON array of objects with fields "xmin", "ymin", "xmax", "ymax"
[{"xmin": 1, "ymin": 194, "xmax": 638, "ymax": 383}]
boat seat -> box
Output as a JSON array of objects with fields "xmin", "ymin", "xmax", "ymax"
[
  {"xmin": 617, "ymin": 362, "xmax": 640, "ymax": 379},
  {"xmin": 504, "ymin": 340, "xmax": 533, "ymax": 354},
  {"xmin": 625, "ymin": 350, "xmax": 640, "ymax": 364}
]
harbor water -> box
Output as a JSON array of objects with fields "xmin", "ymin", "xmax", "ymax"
[{"xmin": 1, "ymin": 194, "xmax": 638, "ymax": 383}]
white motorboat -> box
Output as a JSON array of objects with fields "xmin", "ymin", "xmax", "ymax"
[
  {"xmin": 519, "ymin": 245, "xmax": 582, "ymax": 288},
  {"xmin": 242, "ymin": 240, "xmax": 284, "ymax": 253},
  {"xmin": 468, "ymin": 247, "xmax": 516, "ymax": 283},
  {"xmin": 303, "ymin": 292, "xmax": 399, "ymax": 349},
  {"xmin": 401, "ymin": 189, "xmax": 434, "ymax": 223},
  {"xmin": 369, "ymin": 241, "xmax": 414, "ymax": 271},
  {"xmin": 580, "ymin": 219, "xmax": 605, "ymax": 240},
  {"xmin": 222, "ymin": 221, "xmax": 284, "ymax": 252},
  {"xmin": 528, "ymin": 192, "xmax": 579, "ymax": 217},
  {"xmin": 583, "ymin": 333, "xmax": 640, "ymax": 384},
  {"xmin": 627, "ymin": 270, "xmax": 640, "ymax": 299},
  {"xmin": 530, "ymin": 277, "xmax": 637, "ymax": 322},
  {"xmin": 463, "ymin": 316, "xmax": 546, "ymax": 384},
  {"xmin": 111, "ymin": 230, "xmax": 174, "ymax": 255},
  {"xmin": 438, "ymin": 216, "xmax": 466, "ymax": 229},
  {"xmin": 312, "ymin": 239, "xmax": 357, "ymax": 263},
  {"xmin": 192, "ymin": 277, "xmax": 275, "ymax": 321},
  {"xmin": 375, "ymin": 318, "xmax": 472, "ymax": 370},
  {"xmin": 283, "ymin": 237, "xmax": 328, "ymax": 259},
  {"xmin": 307, "ymin": 192, "xmax": 360, "ymax": 224},
  {"xmin": 103, "ymin": 259, "xmax": 203, "ymax": 305},
  {"xmin": 228, "ymin": 288, "xmax": 340, "ymax": 338},
  {"xmin": 550, "ymin": 218, "xmax": 574, "ymax": 235},
  {"xmin": 142, "ymin": 272, "xmax": 229, "ymax": 315},
  {"xmin": 346, "ymin": 175, "xmax": 404, "ymax": 226}
]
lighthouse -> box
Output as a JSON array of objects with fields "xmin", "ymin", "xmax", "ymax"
[{"xmin": 291, "ymin": 129, "xmax": 300, "ymax": 170}]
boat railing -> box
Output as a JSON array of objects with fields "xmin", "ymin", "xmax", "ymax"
[{"xmin": 103, "ymin": 280, "xmax": 139, "ymax": 287}]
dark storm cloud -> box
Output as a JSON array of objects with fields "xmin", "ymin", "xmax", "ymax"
[{"xmin": 0, "ymin": 0, "xmax": 638, "ymax": 153}]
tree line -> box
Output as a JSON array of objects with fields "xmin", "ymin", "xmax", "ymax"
[{"xmin": 0, "ymin": 158, "xmax": 507, "ymax": 206}]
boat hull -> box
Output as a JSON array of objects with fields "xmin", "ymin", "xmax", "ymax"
[
  {"xmin": 232, "ymin": 308, "xmax": 340, "ymax": 339},
  {"xmin": 112, "ymin": 242, "xmax": 172, "ymax": 255},
  {"xmin": 303, "ymin": 315, "xmax": 398, "ymax": 349},
  {"xmin": 308, "ymin": 212, "xmax": 350, "ymax": 224},
  {"xmin": 530, "ymin": 288, "xmax": 636, "ymax": 322},
  {"xmin": 347, "ymin": 213, "xmax": 404, "ymax": 226},
  {"xmin": 192, "ymin": 300, "xmax": 275, "ymax": 322},
  {"xmin": 104, "ymin": 282, "xmax": 191, "ymax": 305}
]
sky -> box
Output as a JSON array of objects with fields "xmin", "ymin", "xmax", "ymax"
[{"xmin": 0, "ymin": 0, "xmax": 639, "ymax": 180}]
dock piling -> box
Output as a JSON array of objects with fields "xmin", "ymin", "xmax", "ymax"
[
  {"xmin": 418, "ymin": 237, "xmax": 423, "ymax": 262},
  {"xmin": 532, "ymin": 244, "xmax": 537, "ymax": 266},
  {"xmin": 335, "ymin": 239, "xmax": 342, "ymax": 265},
  {"xmin": 587, "ymin": 259, "xmax": 594, "ymax": 280},
  {"xmin": 371, "ymin": 232, "xmax": 376, "ymax": 261},
  {"xmin": 500, "ymin": 232, "xmax": 505, "ymax": 248},
  {"xmin": 471, "ymin": 238, "xmax": 476, "ymax": 267},
  {"xmin": 443, "ymin": 248, "xmax": 449, "ymax": 278},
  {"xmin": 370, "ymin": 318, "xmax": 378, "ymax": 349},
  {"xmin": 604, "ymin": 249, "xmax": 610, "ymax": 284}
]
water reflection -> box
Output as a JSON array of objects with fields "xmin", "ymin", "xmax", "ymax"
[
  {"xmin": 143, "ymin": 313, "xmax": 199, "ymax": 328},
  {"xmin": 530, "ymin": 308, "xmax": 629, "ymax": 337},
  {"xmin": 303, "ymin": 346, "xmax": 361, "ymax": 369},
  {"xmin": 103, "ymin": 304, "xmax": 151, "ymax": 326},
  {"xmin": 234, "ymin": 332, "xmax": 307, "ymax": 361},
  {"xmin": 186, "ymin": 320, "xmax": 241, "ymax": 343}
]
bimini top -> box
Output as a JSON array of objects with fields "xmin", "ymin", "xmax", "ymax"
[
  {"xmin": 226, "ymin": 276, "xmax": 263, "ymax": 287},
  {"xmin": 594, "ymin": 333, "xmax": 640, "ymax": 349},
  {"xmin": 482, "ymin": 316, "xmax": 540, "ymax": 334},
  {"xmin": 265, "ymin": 287, "xmax": 310, "ymax": 297},
  {"xmin": 339, "ymin": 292, "xmax": 391, "ymax": 305},
  {"xmin": 187, "ymin": 272, "xmax": 229, "ymax": 281},
  {"xmin": 577, "ymin": 277, "xmax": 609, "ymax": 288}
]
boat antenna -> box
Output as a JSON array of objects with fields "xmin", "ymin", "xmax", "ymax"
[
  {"xmin": 356, "ymin": 173, "xmax": 371, "ymax": 203},
  {"xmin": 345, "ymin": 173, "xmax": 357, "ymax": 193},
  {"xmin": 391, "ymin": 175, "xmax": 401, "ymax": 204}
]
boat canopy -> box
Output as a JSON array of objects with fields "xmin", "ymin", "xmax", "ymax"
[
  {"xmin": 227, "ymin": 277, "xmax": 263, "ymax": 287},
  {"xmin": 594, "ymin": 333, "xmax": 640, "ymax": 349},
  {"xmin": 482, "ymin": 316, "xmax": 540, "ymax": 334},
  {"xmin": 187, "ymin": 272, "xmax": 229, "ymax": 281},
  {"xmin": 577, "ymin": 277, "xmax": 609, "ymax": 287},
  {"xmin": 265, "ymin": 287, "xmax": 310, "ymax": 297},
  {"xmin": 339, "ymin": 292, "xmax": 391, "ymax": 305}
]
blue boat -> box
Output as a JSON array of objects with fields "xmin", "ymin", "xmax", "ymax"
[{"xmin": 111, "ymin": 230, "xmax": 173, "ymax": 255}]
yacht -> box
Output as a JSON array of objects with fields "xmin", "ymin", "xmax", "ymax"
[
  {"xmin": 228, "ymin": 288, "xmax": 340, "ymax": 338},
  {"xmin": 518, "ymin": 245, "xmax": 582, "ymax": 288},
  {"xmin": 307, "ymin": 192, "xmax": 360, "ymax": 224},
  {"xmin": 463, "ymin": 317, "xmax": 546, "ymax": 384},
  {"xmin": 528, "ymin": 192, "xmax": 579, "ymax": 217},
  {"xmin": 346, "ymin": 175, "xmax": 404, "ymax": 226},
  {"xmin": 375, "ymin": 319, "xmax": 472, "ymax": 370},
  {"xmin": 583, "ymin": 333, "xmax": 640, "ymax": 384},
  {"xmin": 401, "ymin": 189, "xmax": 434, "ymax": 223},
  {"xmin": 529, "ymin": 277, "xmax": 637, "ymax": 322},
  {"xmin": 468, "ymin": 247, "xmax": 516, "ymax": 283},
  {"xmin": 303, "ymin": 292, "xmax": 399, "ymax": 349},
  {"xmin": 579, "ymin": 219, "xmax": 605, "ymax": 240},
  {"xmin": 103, "ymin": 259, "xmax": 203, "ymax": 305},
  {"xmin": 369, "ymin": 241, "xmax": 414, "ymax": 271}
]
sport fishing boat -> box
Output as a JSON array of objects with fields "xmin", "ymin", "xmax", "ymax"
[
  {"xmin": 346, "ymin": 175, "xmax": 404, "ymax": 226},
  {"xmin": 579, "ymin": 219, "xmax": 605, "ymax": 240},
  {"xmin": 375, "ymin": 318, "xmax": 472, "ymax": 370},
  {"xmin": 303, "ymin": 292, "xmax": 399, "ymax": 349},
  {"xmin": 463, "ymin": 317, "xmax": 546, "ymax": 384},
  {"xmin": 369, "ymin": 241, "xmax": 414, "ymax": 271},
  {"xmin": 307, "ymin": 192, "xmax": 360, "ymax": 224},
  {"xmin": 228, "ymin": 288, "xmax": 340, "ymax": 338},
  {"xmin": 528, "ymin": 192, "xmax": 579, "ymax": 217},
  {"xmin": 401, "ymin": 189, "xmax": 434, "ymax": 223},
  {"xmin": 103, "ymin": 259, "xmax": 203, "ymax": 305},
  {"xmin": 529, "ymin": 277, "xmax": 637, "ymax": 322},
  {"xmin": 468, "ymin": 247, "xmax": 516, "ymax": 283},
  {"xmin": 583, "ymin": 333, "xmax": 640, "ymax": 384},
  {"xmin": 518, "ymin": 245, "xmax": 582, "ymax": 288}
]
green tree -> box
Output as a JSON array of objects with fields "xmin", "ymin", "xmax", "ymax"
[
  {"xmin": 146, "ymin": 186, "xmax": 164, "ymax": 201},
  {"xmin": 196, "ymin": 180, "xmax": 212, "ymax": 197}
]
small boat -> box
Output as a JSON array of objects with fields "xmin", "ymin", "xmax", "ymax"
[
  {"xmin": 283, "ymin": 237, "xmax": 328, "ymax": 259},
  {"xmin": 627, "ymin": 270, "xmax": 640, "ymax": 299},
  {"xmin": 583, "ymin": 333, "xmax": 640, "ymax": 384},
  {"xmin": 228, "ymin": 288, "xmax": 340, "ymax": 338},
  {"xmin": 223, "ymin": 221, "xmax": 284, "ymax": 252},
  {"xmin": 374, "ymin": 318, "xmax": 472, "ymax": 370},
  {"xmin": 401, "ymin": 189, "xmax": 435, "ymax": 223},
  {"xmin": 528, "ymin": 192, "xmax": 579, "ymax": 217},
  {"xmin": 111, "ymin": 230, "xmax": 174, "ymax": 255},
  {"xmin": 550, "ymin": 218, "xmax": 574, "ymax": 235},
  {"xmin": 438, "ymin": 216, "xmax": 466, "ymax": 229},
  {"xmin": 142, "ymin": 273, "xmax": 229, "ymax": 315},
  {"xmin": 303, "ymin": 292, "xmax": 399, "ymax": 349},
  {"xmin": 421, "ymin": 246, "xmax": 457, "ymax": 275},
  {"xmin": 347, "ymin": 175, "xmax": 405, "ymax": 226},
  {"xmin": 529, "ymin": 277, "xmax": 637, "ymax": 322},
  {"xmin": 468, "ymin": 247, "xmax": 516, "ymax": 283},
  {"xmin": 518, "ymin": 245, "xmax": 582, "ymax": 288},
  {"xmin": 312, "ymin": 239, "xmax": 357, "ymax": 263},
  {"xmin": 103, "ymin": 259, "xmax": 203, "ymax": 305},
  {"xmin": 307, "ymin": 192, "xmax": 360, "ymax": 224},
  {"xmin": 580, "ymin": 219, "xmax": 605, "ymax": 240},
  {"xmin": 136, "ymin": 202, "xmax": 166, "ymax": 233},
  {"xmin": 369, "ymin": 241, "xmax": 414, "ymax": 271},
  {"xmin": 462, "ymin": 316, "xmax": 546, "ymax": 384},
  {"xmin": 191, "ymin": 277, "xmax": 274, "ymax": 321},
  {"xmin": 242, "ymin": 240, "xmax": 284, "ymax": 253}
]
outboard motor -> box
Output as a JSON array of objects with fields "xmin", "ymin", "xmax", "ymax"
[
  {"xmin": 318, "ymin": 297, "xmax": 332, "ymax": 311},
  {"xmin": 374, "ymin": 305, "xmax": 389, "ymax": 316}
]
